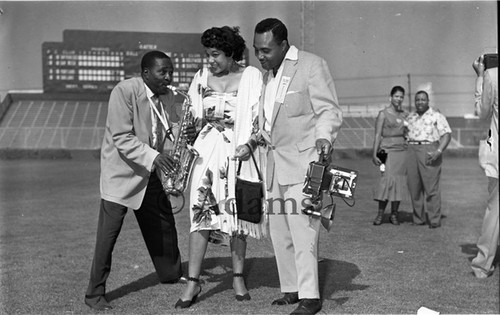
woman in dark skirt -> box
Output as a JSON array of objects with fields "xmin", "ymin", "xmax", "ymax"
[{"xmin": 372, "ymin": 86, "xmax": 409, "ymax": 225}]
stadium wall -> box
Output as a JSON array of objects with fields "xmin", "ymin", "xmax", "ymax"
[{"xmin": 0, "ymin": 95, "xmax": 489, "ymax": 160}]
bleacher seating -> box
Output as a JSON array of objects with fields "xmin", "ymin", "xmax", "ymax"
[
  {"xmin": 0, "ymin": 99, "xmax": 107, "ymax": 149},
  {"xmin": 0, "ymin": 97, "xmax": 489, "ymax": 150}
]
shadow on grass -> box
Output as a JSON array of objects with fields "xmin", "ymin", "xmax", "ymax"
[
  {"xmin": 460, "ymin": 243, "xmax": 479, "ymax": 263},
  {"xmin": 319, "ymin": 258, "xmax": 369, "ymax": 305},
  {"xmin": 105, "ymin": 261, "xmax": 190, "ymax": 302},
  {"xmin": 460, "ymin": 243, "xmax": 500, "ymax": 265},
  {"xmin": 105, "ymin": 256, "xmax": 368, "ymax": 306},
  {"xmin": 106, "ymin": 272, "xmax": 161, "ymax": 302},
  {"xmin": 373, "ymin": 210, "xmax": 414, "ymax": 224},
  {"xmin": 397, "ymin": 211, "xmax": 413, "ymax": 223}
]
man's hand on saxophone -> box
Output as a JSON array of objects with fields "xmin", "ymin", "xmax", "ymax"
[
  {"xmin": 182, "ymin": 121, "xmax": 198, "ymax": 144},
  {"xmin": 153, "ymin": 154, "xmax": 177, "ymax": 174}
]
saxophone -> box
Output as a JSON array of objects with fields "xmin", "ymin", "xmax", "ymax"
[{"xmin": 159, "ymin": 85, "xmax": 199, "ymax": 208}]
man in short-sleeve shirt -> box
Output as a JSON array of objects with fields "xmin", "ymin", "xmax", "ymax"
[{"xmin": 406, "ymin": 90, "xmax": 451, "ymax": 228}]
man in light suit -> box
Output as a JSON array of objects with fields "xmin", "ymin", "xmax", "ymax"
[
  {"xmin": 471, "ymin": 54, "xmax": 498, "ymax": 279},
  {"xmin": 239, "ymin": 18, "xmax": 342, "ymax": 315},
  {"xmin": 85, "ymin": 51, "xmax": 193, "ymax": 311}
]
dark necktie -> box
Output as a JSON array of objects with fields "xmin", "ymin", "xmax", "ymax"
[{"xmin": 154, "ymin": 95, "xmax": 164, "ymax": 153}]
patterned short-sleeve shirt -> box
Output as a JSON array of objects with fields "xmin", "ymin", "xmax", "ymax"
[{"xmin": 407, "ymin": 107, "xmax": 451, "ymax": 142}]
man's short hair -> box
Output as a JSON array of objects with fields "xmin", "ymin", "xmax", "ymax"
[
  {"xmin": 141, "ymin": 51, "xmax": 170, "ymax": 71},
  {"xmin": 415, "ymin": 90, "xmax": 429, "ymax": 99},
  {"xmin": 255, "ymin": 18, "xmax": 288, "ymax": 44}
]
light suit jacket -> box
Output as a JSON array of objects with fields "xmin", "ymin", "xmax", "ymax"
[
  {"xmin": 259, "ymin": 50, "xmax": 343, "ymax": 187},
  {"xmin": 100, "ymin": 77, "xmax": 175, "ymax": 209},
  {"xmin": 475, "ymin": 67, "xmax": 498, "ymax": 178}
]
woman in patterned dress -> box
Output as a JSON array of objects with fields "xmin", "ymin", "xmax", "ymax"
[
  {"xmin": 175, "ymin": 26, "xmax": 264, "ymax": 308},
  {"xmin": 372, "ymin": 86, "xmax": 409, "ymax": 225}
]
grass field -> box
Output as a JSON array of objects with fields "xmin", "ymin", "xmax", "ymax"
[{"xmin": 0, "ymin": 155, "xmax": 498, "ymax": 314}]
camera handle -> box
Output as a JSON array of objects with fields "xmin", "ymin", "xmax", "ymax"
[{"xmin": 318, "ymin": 152, "xmax": 330, "ymax": 164}]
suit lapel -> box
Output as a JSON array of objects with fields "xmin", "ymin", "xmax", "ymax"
[
  {"xmin": 270, "ymin": 58, "xmax": 298, "ymax": 128},
  {"xmin": 258, "ymin": 72, "xmax": 269, "ymax": 133}
]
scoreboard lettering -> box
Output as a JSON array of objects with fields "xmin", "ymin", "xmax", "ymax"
[{"xmin": 42, "ymin": 30, "xmax": 249, "ymax": 94}]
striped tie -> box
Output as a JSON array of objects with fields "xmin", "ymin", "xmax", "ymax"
[{"xmin": 153, "ymin": 95, "xmax": 164, "ymax": 153}]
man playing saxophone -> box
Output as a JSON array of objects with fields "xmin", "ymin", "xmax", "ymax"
[{"xmin": 84, "ymin": 50, "xmax": 196, "ymax": 311}]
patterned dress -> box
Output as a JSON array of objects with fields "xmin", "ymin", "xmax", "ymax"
[
  {"xmin": 189, "ymin": 89, "xmax": 238, "ymax": 234},
  {"xmin": 186, "ymin": 67, "xmax": 265, "ymax": 241}
]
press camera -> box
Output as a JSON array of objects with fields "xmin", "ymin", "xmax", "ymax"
[
  {"xmin": 301, "ymin": 158, "xmax": 358, "ymax": 231},
  {"xmin": 302, "ymin": 159, "xmax": 358, "ymax": 200},
  {"xmin": 483, "ymin": 53, "xmax": 498, "ymax": 70}
]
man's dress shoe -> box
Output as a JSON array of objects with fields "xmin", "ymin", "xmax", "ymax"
[
  {"xmin": 85, "ymin": 295, "xmax": 113, "ymax": 311},
  {"xmin": 271, "ymin": 292, "xmax": 299, "ymax": 305},
  {"xmin": 290, "ymin": 299, "xmax": 322, "ymax": 314}
]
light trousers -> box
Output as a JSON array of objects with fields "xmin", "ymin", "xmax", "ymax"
[
  {"xmin": 471, "ymin": 177, "xmax": 499, "ymax": 277},
  {"xmin": 407, "ymin": 143, "xmax": 443, "ymax": 225},
  {"xmin": 268, "ymin": 168, "xmax": 321, "ymax": 299}
]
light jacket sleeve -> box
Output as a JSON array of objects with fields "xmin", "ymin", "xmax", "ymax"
[
  {"xmin": 308, "ymin": 57, "xmax": 343, "ymax": 144},
  {"xmin": 475, "ymin": 70, "xmax": 494, "ymax": 120},
  {"xmin": 108, "ymin": 82, "xmax": 158, "ymax": 171}
]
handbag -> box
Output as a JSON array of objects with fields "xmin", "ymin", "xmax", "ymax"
[
  {"xmin": 376, "ymin": 149, "xmax": 387, "ymax": 164},
  {"xmin": 235, "ymin": 149, "xmax": 263, "ymax": 224}
]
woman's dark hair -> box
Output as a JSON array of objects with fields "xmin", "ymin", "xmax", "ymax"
[
  {"xmin": 390, "ymin": 85, "xmax": 405, "ymax": 96},
  {"xmin": 201, "ymin": 26, "xmax": 246, "ymax": 61},
  {"xmin": 255, "ymin": 18, "xmax": 288, "ymax": 44}
]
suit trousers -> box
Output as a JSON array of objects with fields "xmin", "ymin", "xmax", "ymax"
[
  {"xmin": 85, "ymin": 172, "xmax": 182, "ymax": 298},
  {"xmin": 267, "ymin": 166, "xmax": 321, "ymax": 299},
  {"xmin": 407, "ymin": 143, "xmax": 443, "ymax": 225},
  {"xmin": 471, "ymin": 177, "xmax": 499, "ymax": 277}
]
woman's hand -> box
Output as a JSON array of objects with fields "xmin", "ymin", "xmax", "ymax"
[{"xmin": 234, "ymin": 144, "xmax": 252, "ymax": 161}]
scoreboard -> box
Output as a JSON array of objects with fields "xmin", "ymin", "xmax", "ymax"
[{"xmin": 42, "ymin": 29, "xmax": 249, "ymax": 94}]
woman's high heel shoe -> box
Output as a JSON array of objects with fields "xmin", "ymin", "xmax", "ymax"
[
  {"xmin": 390, "ymin": 212, "xmax": 400, "ymax": 225},
  {"xmin": 233, "ymin": 273, "xmax": 251, "ymax": 301},
  {"xmin": 373, "ymin": 212, "xmax": 384, "ymax": 225},
  {"xmin": 175, "ymin": 277, "xmax": 202, "ymax": 309}
]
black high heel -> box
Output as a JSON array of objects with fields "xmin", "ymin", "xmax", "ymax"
[
  {"xmin": 373, "ymin": 213, "xmax": 383, "ymax": 225},
  {"xmin": 390, "ymin": 212, "xmax": 400, "ymax": 225},
  {"xmin": 175, "ymin": 277, "xmax": 202, "ymax": 309},
  {"xmin": 233, "ymin": 273, "xmax": 251, "ymax": 301}
]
